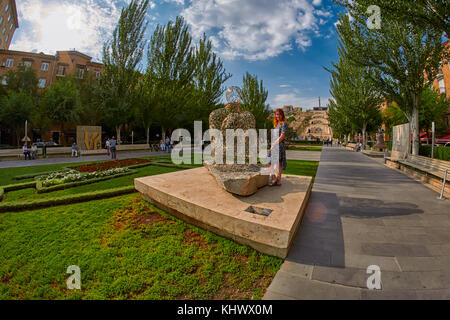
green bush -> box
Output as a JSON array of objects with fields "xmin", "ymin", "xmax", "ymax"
[
  {"xmin": 36, "ymin": 170, "xmax": 136, "ymax": 193},
  {"xmin": 287, "ymin": 140, "xmax": 323, "ymax": 145},
  {"xmin": 0, "ymin": 188, "xmax": 4, "ymax": 201},
  {"xmin": 2, "ymin": 181, "xmax": 37, "ymax": 192},
  {"xmin": 14, "ymin": 169, "xmax": 70, "ymax": 181},
  {"xmin": 0, "ymin": 186, "xmax": 136, "ymax": 213},
  {"xmin": 420, "ymin": 145, "xmax": 450, "ymax": 161}
]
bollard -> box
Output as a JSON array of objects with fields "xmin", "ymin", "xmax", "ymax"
[{"xmin": 438, "ymin": 169, "xmax": 448, "ymax": 200}]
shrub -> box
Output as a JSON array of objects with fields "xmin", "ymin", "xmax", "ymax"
[
  {"xmin": 287, "ymin": 140, "xmax": 322, "ymax": 145},
  {"xmin": 14, "ymin": 169, "xmax": 70, "ymax": 181},
  {"xmin": 36, "ymin": 169, "xmax": 136, "ymax": 193},
  {"xmin": 2, "ymin": 181, "xmax": 37, "ymax": 192},
  {"xmin": 0, "ymin": 186, "xmax": 136, "ymax": 213},
  {"xmin": 420, "ymin": 145, "xmax": 450, "ymax": 161}
]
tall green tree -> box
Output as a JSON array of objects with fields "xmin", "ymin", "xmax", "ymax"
[
  {"xmin": 0, "ymin": 91, "xmax": 35, "ymax": 146},
  {"xmin": 336, "ymin": 13, "xmax": 444, "ymax": 155},
  {"xmin": 100, "ymin": 0, "xmax": 149, "ymax": 143},
  {"xmin": 74, "ymin": 73, "xmax": 102, "ymax": 126},
  {"xmin": 334, "ymin": 0, "xmax": 449, "ymax": 40},
  {"xmin": 146, "ymin": 16, "xmax": 196, "ymax": 139},
  {"xmin": 326, "ymin": 41, "xmax": 383, "ymax": 149},
  {"xmin": 191, "ymin": 34, "xmax": 231, "ymax": 123},
  {"xmin": 240, "ymin": 72, "xmax": 271, "ymax": 129},
  {"xmin": 40, "ymin": 78, "xmax": 81, "ymax": 146},
  {"xmin": 419, "ymin": 86, "xmax": 450, "ymax": 140},
  {"xmin": 4, "ymin": 64, "xmax": 39, "ymax": 96},
  {"xmin": 327, "ymin": 99, "xmax": 353, "ymax": 141}
]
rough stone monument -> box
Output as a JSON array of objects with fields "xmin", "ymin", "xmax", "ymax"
[
  {"xmin": 391, "ymin": 123, "xmax": 411, "ymax": 160},
  {"xmin": 205, "ymin": 87, "xmax": 269, "ymax": 196}
]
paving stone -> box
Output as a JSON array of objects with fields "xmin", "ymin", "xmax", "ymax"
[
  {"xmin": 395, "ymin": 256, "xmax": 450, "ymax": 272},
  {"xmin": 262, "ymin": 290, "xmax": 296, "ymax": 300},
  {"xmin": 415, "ymin": 289, "xmax": 450, "ymax": 300},
  {"xmin": 311, "ymin": 266, "xmax": 368, "ymax": 288},
  {"xmin": 279, "ymin": 260, "xmax": 313, "ymax": 279},
  {"xmin": 267, "ymin": 271, "xmax": 361, "ymax": 300},
  {"xmin": 361, "ymin": 289, "xmax": 418, "ymax": 300},
  {"xmin": 360, "ymin": 243, "xmax": 432, "ymax": 257},
  {"xmin": 287, "ymin": 243, "xmax": 332, "ymax": 266},
  {"xmin": 336, "ymin": 253, "xmax": 402, "ymax": 272}
]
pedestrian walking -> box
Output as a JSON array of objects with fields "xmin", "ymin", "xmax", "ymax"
[
  {"xmin": 22, "ymin": 144, "xmax": 31, "ymax": 160},
  {"xmin": 106, "ymin": 138, "xmax": 111, "ymax": 156},
  {"xmin": 31, "ymin": 143, "xmax": 38, "ymax": 159},
  {"xmin": 165, "ymin": 136, "xmax": 171, "ymax": 153},
  {"xmin": 110, "ymin": 136, "xmax": 117, "ymax": 159}
]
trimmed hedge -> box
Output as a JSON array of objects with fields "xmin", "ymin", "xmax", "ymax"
[
  {"xmin": 0, "ymin": 188, "xmax": 4, "ymax": 201},
  {"xmin": 420, "ymin": 145, "xmax": 450, "ymax": 161},
  {"xmin": 288, "ymin": 140, "xmax": 323, "ymax": 145},
  {"xmin": 2, "ymin": 181, "xmax": 37, "ymax": 192},
  {"xmin": 14, "ymin": 169, "xmax": 70, "ymax": 181},
  {"xmin": 0, "ymin": 186, "xmax": 136, "ymax": 213},
  {"xmin": 36, "ymin": 169, "xmax": 136, "ymax": 193}
]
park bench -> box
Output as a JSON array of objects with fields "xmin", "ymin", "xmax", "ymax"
[
  {"xmin": 398, "ymin": 154, "xmax": 450, "ymax": 181},
  {"xmin": 388, "ymin": 154, "xmax": 450, "ymax": 198}
]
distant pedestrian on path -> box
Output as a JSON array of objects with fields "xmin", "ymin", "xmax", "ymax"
[
  {"xmin": 22, "ymin": 143, "xmax": 31, "ymax": 160},
  {"xmin": 110, "ymin": 136, "xmax": 117, "ymax": 159},
  {"xmin": 31, "ymin": 143, "xmax": 38, "ymax": 159},
  {"xmin": 269, "ymin": 108, "xmax": 288, "ymax": 186},
  {"xmin": 72, "ymin": 142, "xmax": 79, "ymax": 157},
  {"xmin": 165, "ymin": 136, "xmax": 171, "ymax": 153},
  {"xmin": 106, "ymin": 138, "xmax": 111, "ymax": 156}
]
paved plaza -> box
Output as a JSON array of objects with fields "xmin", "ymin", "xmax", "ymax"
[{"xmin": 264, "ymin": 147, "xmax": 450, "ymax": 300}]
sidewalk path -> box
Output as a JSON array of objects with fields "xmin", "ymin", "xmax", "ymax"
[
  {"xmin": 264, "ymin": 147, "xmax": 450, "ymax": 300},
  {"xmin": 0, "ymin": 151, "xmax": 168, "ymax": 169}
]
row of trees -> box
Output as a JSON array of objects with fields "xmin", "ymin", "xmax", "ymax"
[
  {"xmin": 0, "ymin": 0, "xmax": 271, "ymax": 147},
  {"xmin": 99, "ymin": 0, "xmax": 271, "ymax": 144},
  {"xmin": 328, "ymin": 0, "xmax": 449, "ymax": 154}
]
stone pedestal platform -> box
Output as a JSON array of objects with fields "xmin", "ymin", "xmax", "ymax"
[{"xmin": 134, "ymin": 167, "xmax": 312, "ymax": 258}]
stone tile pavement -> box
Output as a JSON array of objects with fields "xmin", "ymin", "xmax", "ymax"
[{"xmin": 264, "ymin": 147, "xmax": 450, "ymax": 300}]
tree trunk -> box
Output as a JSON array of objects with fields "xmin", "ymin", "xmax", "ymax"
[
  {"xmin": 116, "ymin": 125, "xmax": 122, "ymax": 145},
  {"xmin": 362, "ymin": 123, "xmax": 367, "ymax": 151},
  {"xmin": 161, "ymin": 127, "xmax": 166, "ymax": 141},
  {"xmin": 410, "ymin": 96, "xmax": 420, "ymax": 156},
  {"xmin": 146, "ymin": 126, "xmax": 150, "ymax": 146}
]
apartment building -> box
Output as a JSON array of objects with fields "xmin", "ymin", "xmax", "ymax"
[
  {"xmin": 431, "ymin": 40, "xmax": 450, "ymax": 126},
  {"xmin": 0, "ymin": 49, "xmax": 103, "ymax": 89},
  {"xmin": 0, "ymin": 0, "xmax": 18, "ymax": 50}
]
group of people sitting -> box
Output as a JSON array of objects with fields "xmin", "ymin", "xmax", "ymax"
[
  {"xmin": 22, "ymin": 143, "xmax": 38, "ymax": 160},
  {"xmin": 159, "ymin": 137, "xmax": 173, "ymax": 153}
]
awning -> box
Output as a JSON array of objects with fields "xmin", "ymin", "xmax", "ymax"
[{"xmin": 436, "ymin": 134, "xmax": 450, "ymax": 144}]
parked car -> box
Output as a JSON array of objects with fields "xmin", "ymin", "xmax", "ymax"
[{"xmin": 35, "ymin": 142, "xmax": 60, "ymax": 147}]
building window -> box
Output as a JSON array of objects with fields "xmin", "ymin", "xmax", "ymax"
[
  {"xmin": 10, "ymin": 23, "xmax": 13, "ymax": 30},
  {"xmin": 5, "ymin": 4, "xmax": 8, "ymax": 12},
  {"xmin": 438, "ymin": 78, "xmax": 446, "ymax": 94},
  {"xmin": 2, "ymin": 27, "xmax": 6, "ymax": 34},
  {"xmin": 76, "ymin": 68, "xmax": 85, "ymax": 79},
  {"xmin": 57, "ymin": 65, "xmax": 66, "ymax": 76},
  {"xmin": 38, "ymin": 78, "xmax": 46, "ymax": 89},
  {"xmin": 23, "ymin": 61, "xmax": 32, "ymax": 69},
  {"xmin": 7, "ymin": 14, "xmax": 11, "ymax": 22},
  {"xmin": 5, "ymin": 58, "xmax": 13, "ymax": 67},
  {"xmin": 2, "ymin": 75, "xmax": 7, "ymax": 85},
  {"xmin": 41, "ymin": 62, "xmax": 49, "ymax": 71},
  {"xmin": 93, "ymin": 70, "xmax": 100, "ymax": 78},
  {"xmin": 5, "ymin": 35, "xmax": 8, "ymax": 42},
  {"xmin": 0, "ymin": 39, "xmax": 2, "ymax": 45},
  {"xmin": 0, "ymin": 16, "xmax": 3, "ymax": 26}
]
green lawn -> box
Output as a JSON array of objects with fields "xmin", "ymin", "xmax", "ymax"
[
  {"xmin": 0, "ymin": 156, "xmax": 319, "ymax": 300},
  {"xmin": 0, "ymin": 194, "xmax": 282, "ymax": 299},
  {"xmin": 287, "ymin": 146, "xmax": 322, "ymax": 152}
]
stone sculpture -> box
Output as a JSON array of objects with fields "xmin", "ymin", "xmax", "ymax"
[{"xmin": 205, "ymin": 89, "xmax": 269, "ymax": 196}]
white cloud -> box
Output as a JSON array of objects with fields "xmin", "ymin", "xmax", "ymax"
[
  {"xmin": 271, "ymin": 92, "xmax": 331, "ymax": 110},
  {"xmin": 181, "ymin": 0, "xmax": 332, "ymax": 61},
  {"xmin": 11, "ymin": 0, "xmax": 123, "ymax": 61}
]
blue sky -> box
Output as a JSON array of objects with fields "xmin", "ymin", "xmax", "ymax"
[{"xmin": 11, "ymin": 0, "xmax": 345, "ymax": 109}]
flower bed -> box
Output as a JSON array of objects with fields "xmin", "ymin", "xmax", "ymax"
[
  {"xmin": 69, "ymin": 158, "xmax": 151, "ymax": 172},
  {"xmin": 36, "ymin": 168, "xmax": 130, "ymax": 188}
]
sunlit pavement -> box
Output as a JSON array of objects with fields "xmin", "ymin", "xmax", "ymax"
[{"xmin": 264, "ymin": 147, "xmax": 450, "ymax": 300}]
